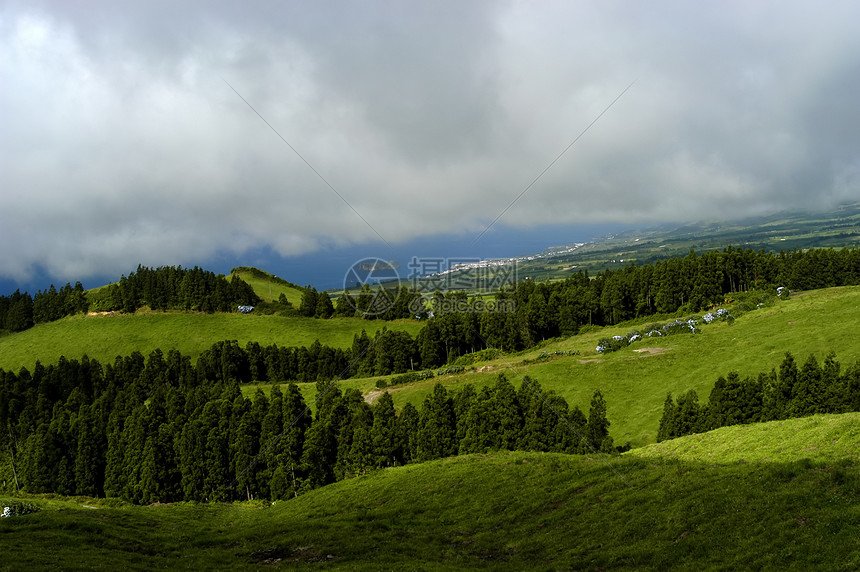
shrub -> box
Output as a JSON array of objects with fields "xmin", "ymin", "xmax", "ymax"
[
  {"xmin": 596, "ymin": 336, "xmax": 629, "ymax": 354},
  {"xmin": 436, "ymin": 365, "xmax": 465, "ymax": 376},
  {"xmin": 1, "ymin": 502, "xmax": 41, "ymax": 518},
  {"xmin": 453, "ymin": 348, "xmax": 500, "ymax": 366},
  {"xmin": 388, "ymin": 370, "xmax": 435, "ymax": 387}
]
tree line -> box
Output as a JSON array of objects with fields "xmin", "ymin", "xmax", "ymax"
[
  {"xmin": 0, "ymin": 283, "xmax": 88, "ymax": 333},
  {"xmin": 0, "ymin": 266, "xmax": 260, "ymax": 335},
  {"xmin": 0, "ymin": 349, "xmax": 612, "ymax": 503},
  {"xmin": 88, "ymin": 265, "xmax": 260, "ymax": 313},
  {"xmin": 657, "ymin": 352, "xmax": 860, "ymax": 441},
  {"xmin": 474, "ymin": 246, "xmax": 860, "ymax": 349},
  {"xmin": 4, "ymin": 247, "xmax": 859, "ymax": 352},
  {"xmin": 313, "ymin": 246, "xmax": 860, "ymax": 357}
]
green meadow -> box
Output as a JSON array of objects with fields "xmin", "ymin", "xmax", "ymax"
[
  {"xmin": 324, "ymin": 285, "xmax": 860, "ymax": 447},
  {"xmin": 0, "ymin": 311, "xmax": 422, "ymax": 372},
  {"xmin": 3, "ymin": 413, "xmax": 859, "ymax": 569}
]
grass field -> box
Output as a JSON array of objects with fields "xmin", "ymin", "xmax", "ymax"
[
  {"xmin": 629, "ymin": 411, "xmax": 860, "ymax": 464},
  {"xmin": 322, "ymin": 285, "xmax": 860, "ymax": 447},
  {"xmin": 0, "ymin": 312, "xmax": 422, "ymax": 372},
  {"xmin": 3, "ymin": 413, "xmax": 859, "ymax": 569}
]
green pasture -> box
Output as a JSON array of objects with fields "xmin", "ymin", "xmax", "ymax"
[
  {"xmin": 4, "ymin": 413, "xmax": 860, "ymax": 569},
  {"xmin": 334, "ymin": 286, "xmax": 860, "ymax": 447},
  {"xmin": 0, "ymin": 312, "xmax": 422, "ymax": 372}
]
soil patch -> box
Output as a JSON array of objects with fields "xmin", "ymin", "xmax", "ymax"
[{"xmin": 631, "ymin": 347, "xmax": 669, "ymax": 357}]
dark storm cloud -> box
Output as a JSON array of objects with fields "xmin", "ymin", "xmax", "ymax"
[{"xmin": 1, "ymin": 0, "xmax": 858, "ymax": 283}]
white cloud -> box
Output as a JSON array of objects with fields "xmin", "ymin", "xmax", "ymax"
[{"xmin": 1, "ymin": 1, "xmax": 859, "ymax": 283}]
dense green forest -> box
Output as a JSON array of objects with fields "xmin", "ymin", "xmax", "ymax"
[
  {"xmin": 657, "ymin": 352, "xmax": 860, "ymax": 441},
  {"xmin": 0, "ymin": 347, "xmax": 610, "ymax": 503}
]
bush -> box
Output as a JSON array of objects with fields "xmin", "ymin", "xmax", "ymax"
[
  {"xmin": 596, "ymin": 336, "xmax": 628, "ymax": 354},
  {"xmin": 1, "ymin": 501, "xmax": 41, "ymax": 518},
  {"xmin": 388, "ymin": 370, "xmax": 435, "ymax": 387},
  {"xmin": 436, "ymin": 365, "xmax": 465, "ymax": 376},
  {"xmin": 453, "ymin": 348, "xmax": 500, "ymax": 366}
]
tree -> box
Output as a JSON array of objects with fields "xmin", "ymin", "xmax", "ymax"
[
  {"xmin": 314, "ymin": 292, "xmax": 334, "ymax": 319},
  {"xmin": 3, "ymin": 291, "xmax": 34, "ymax": 332},
  {"xmin": 417, "ymin": 384, "xmax": 456, "ymax": 461},
  {"xmin": 74, "ymin": 404, "xmax": 103, "ymax": 497},
  {"xmin": 493, "ymin": 375, "xmax": 524, "ymax": 450},
  {"xmin": 395, "ymin": 402, "xmax": 420, "ymax": 464},
  {"xmin": 299, "ymin": 287, "xmax": 319, "ymax": 317},
  {"xmin": 586, "ymin": 390, "xmax": 613, "ymax": 452},
  {"xmin": 371, "ymin": 392, "xmax": 397, "ymax": 468}
]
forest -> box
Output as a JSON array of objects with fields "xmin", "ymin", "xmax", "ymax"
[{"xmin": 0, "ymin": 348, "xmax": 611, "ymax": 503}]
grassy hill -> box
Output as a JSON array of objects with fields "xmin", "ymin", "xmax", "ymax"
[
  {"xmin": 230, "ymin": 266, "xmax": 306, "ymax": 305},
  {"xmin": 629, "ymin": 411, "xmax": 860, "ymax": 464},
  {"xmin": 322, "ymin": 285, "xmax": 860, "ymax": 447},
  {"xmin": 3, "ymin": 413, "xmax": 859, "ymax": 569},
  {"xmin": 0, "ymin": 312, "xmax": 422, "ymax": 372}
]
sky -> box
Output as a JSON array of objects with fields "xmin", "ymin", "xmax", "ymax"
[{"xmin": 2, "ymin": 1, "xmax": 859, "ymax": 292}]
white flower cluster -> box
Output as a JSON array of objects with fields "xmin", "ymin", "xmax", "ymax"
[
  {"xmin": 1, "ymin": 506, "xmax": 10, "ymax": 518},
  {"xmin": 596, "ymin": 313, "xmax": 716, "ymax": 354},
  {"xmin": 702, "ymin": 308, "xmax": 732, "ymax": 324}
]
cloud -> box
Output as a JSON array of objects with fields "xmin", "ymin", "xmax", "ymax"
[{"xmin": 1, "ymin": 1, "xmax": 859, "ymax": 283}]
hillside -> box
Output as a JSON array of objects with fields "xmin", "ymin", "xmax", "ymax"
[
  {"xmin": 0, "ymin": 312, "xmax": 422, "ymax": 372},
  {"xmin": 326, "ymin": 285, "xmax": 860, "ymax": 447},
  {"xmin": 629, "ymin": 411, "xmax": 860, "ymax": 464},
  {"xmin": 230, "ymin": 266, "xmax": 306, "ymax": 305},
  {"xmin": 4, "ymin": 413, "xmax": 859, "ymax": 569}
]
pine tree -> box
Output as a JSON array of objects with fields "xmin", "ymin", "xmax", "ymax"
[
  {"xmin": 417, "ymin": 384, "xmax": 457, "ymax": 461},
  {"xmin": 315, "ymin": 292, "xmax": 335, "ymax": 318},
  {"xmin": 272, "ymin": 383, "xmax": 310, "ymax": 498},
  {"xmin": 458, "ymin": 387, "xmax": 498, "ymax": 454},
  {"xmin": 492, "ymin": 376, "xmax": 523, "ymax": 450},
  {"xmin": 790, "ymin": 354, "xmax": 823, "ymax": 417},
  {"xmin": 74, "ymin": 404, "xmax": 102, "ymax": 497},
  {"xmin": 371, "ymin": 392, "xmax": 397, "ymax": 468},
  {"xmin": 586, "ymin": 390, "xmax": 612, "ymax": 452},
  {"xmin": 299, "ymin": 287, "xmax": 318, "ymax": 317},
  {"xmin": 395, "ymin": 402, "xmax": 420, "ymax": 464}
]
